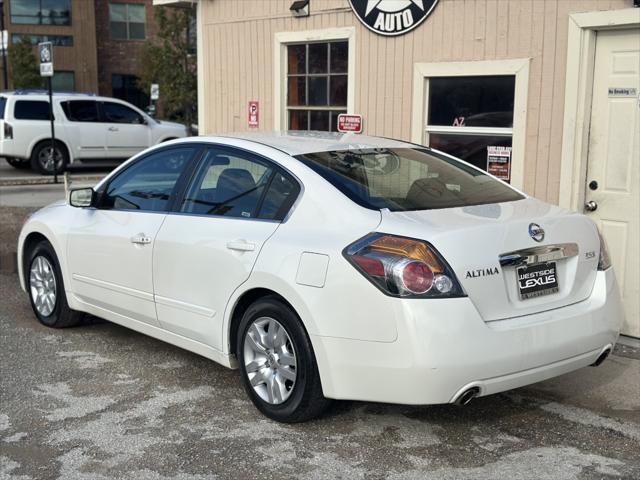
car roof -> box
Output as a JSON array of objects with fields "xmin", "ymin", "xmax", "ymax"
[
  {"xmin": 212, "ymin": 131, "xmax": 418, "ymax": 156},
  {"xmin": 0, "ymin": 90, "xmax": 138, "ymax": 104}
]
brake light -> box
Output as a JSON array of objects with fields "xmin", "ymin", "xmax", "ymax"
[
  {"xmin": 344, "ymin": 233, "xmax": 465, "ymax": 298},
  {"xmin": 4, "ymin": 122, "xmax": 13, "ymax": 139}
]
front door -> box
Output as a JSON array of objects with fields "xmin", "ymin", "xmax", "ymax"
[
  {"xmin": 102, "ymin": 101, "xmax": 150, "ymax": 159},
  {"xmin": 61, "ymin": 100, "xmax": 107, "ymax": 159},
  {"xmin": 67, "ymin": 146, "xmax": 197, "ymax": 326},
  {"xmin": 152, "ymin": 147, "xmax": 300, "ymax": 349},
  {"xmin": 585, "ymin": 28, "xmax": 640, "ymax": 337}
]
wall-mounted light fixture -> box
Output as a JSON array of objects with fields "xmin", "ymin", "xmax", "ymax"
[{"xmin": 290, "ymin": 0, "xmax": 310, "ymax": 18}]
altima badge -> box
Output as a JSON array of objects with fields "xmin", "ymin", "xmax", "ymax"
[{"xmin": 528, "ymin": 223, "xmax": 545, "ymax": 242}]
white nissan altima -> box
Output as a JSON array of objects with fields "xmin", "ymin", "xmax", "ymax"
[{"xmin": 18, "ymin": 132, "xmax": 623, "ymax": 422}]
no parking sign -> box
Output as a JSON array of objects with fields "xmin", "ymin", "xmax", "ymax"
[{"xmin": 248, "ymin": 101, "xmax": 259, "ymax": 128}]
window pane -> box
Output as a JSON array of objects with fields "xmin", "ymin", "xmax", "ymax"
[
  {"xmin": 104, "ymin": 148, "xmax": 193, "ymax": 212},
  {"xmin": 310, "ymin": 110, "xmax": 330, "ymax": 131},
  {"xmin": 287, "ymin": 76, "xmax": 306, "ymax": 106},
  {"xmin": 330, "ymin": 111, "xmax": 346, "ymax": 132},
  {"xmin": 110, "ymin": 22, "xmax": 127, "ymax": 40},
  {"xmin": 102, "ymin": 102, "xmax": 144, "ymax": 124},
  {"xmin": 52, "ymin": 71, "xmax": 75, "ymax": 92},
  {"xmin": 308, "ymin": 76, "xmax": 328, "ymax": 106},
  {"xmin": 330, "ymin": 42, "xmax": 348, "ymax": 73},
  {"xmin": 295, "ymin": 148, "xmax": 524, "ymax": 211},
  {"xmin": 63, "ymin": 101, "xmax": 99, "ymax": 122},
  {"xmin": 428, "ymin": 76, "xmax": 515, "ymax": 128},
  {"xmin": 308, "ymin": 43, "xmax": 328, "ymax": 74},
  {"xmin": 289, "ymin": 110, "xmax": 308, "ymax": 131},
  {"xmin": 42, "ymin": 0, "xmax": 71, "ymax": 25},
  {"xmin": 128, "ymin": 4, "xmax": 146, "ymax": 23},
  {"xmin": 112, "ymin": 74, "xmax": 149, "ymax": 109},
  {"xmin": 0, "ymin": 97, "xmax": 7, "ymax": 120},
  {"xmin": 109, "ymin": 3, "xmax": 127, "ymax": 22},
  {"xmin": 287, "ymin": 44, "xmax": 306, "ymax": 75},
  {"xmin": 11, "ymin": 0, "xmax": 71, "ymax": 25},
  {"xmin": 14, "ymin": 101, "xmax": 51, "ymax": 120},
  {"xmin": 428, "ymin": 133, "xmax": 513, "ymax": 179},
  {"xmin": 258, "ymin": 172, "xmax": 299, "ymax": 220},
  {"xmin": 129, "ymin": 23, "xmax": 146, "ymax": 40},
  {"xmin": 329, "ymin": 75, "xmax": 348, "ymax": 106},
  {"xmin": 181, "ymin": 149, "xmax": 272, "ymax": 218}
]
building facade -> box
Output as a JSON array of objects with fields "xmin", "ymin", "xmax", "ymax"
[
  {"xmin": 172, "ymin": 0, "xmax": 639, "ymax": 336},
  {"xmin": 1, "ymin": 0, "xmax": 158, "ymax": 108}
]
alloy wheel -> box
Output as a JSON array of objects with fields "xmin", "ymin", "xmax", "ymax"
[{"xmin": 29, "ymin": 256, "xmax": 57, "ymax": 317}]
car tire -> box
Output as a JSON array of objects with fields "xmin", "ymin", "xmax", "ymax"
[
  {"xmin": 26, "ymin": 240, "xmax": 83, "ymax": 328},
  {"xmin": 237, "ymin": 297, "xmax": 331, "ymax": 423},
  {"xmin": 30, "ymin": 141, "xmax": 68, "ymax": 176},
  {"xmin": 6, "ymin": 157, "xmax": 31, "ymax": 170}
]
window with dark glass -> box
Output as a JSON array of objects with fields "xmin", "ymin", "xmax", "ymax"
[
  {"xmin": 102, "ymin": 102, "xmax": 144, "ymax": 124},
  {"xmin": 287, "ymin": 41, "xmax": 348, "ymax": 132},
  {"xmin": 10, "ymin": 0, "xmax": 71, "ymax": 25},
  {"xmin": 12, "ymin": 33, "xmax": 73, "ymax": 46},
  {"xmin": 109, "ymin": 3, "xmax": 146, "ymax": 40},
  {"xmin": 0, "ymin": 97, "xmax": 7, "ymax": 119},
  {"xmin": 13, "ymin": 100, "xmax": 52, "ymax": 120},
  {"xmin": 425, "ymin": 75, "xmax": 515, "ymax": 181},
  {"xmin": 258, "ymin": 172, "xmax": 299, "ymax": 221},
  {"xmin": 111, "ymin": 74, "xmax": 149, "ymax": 109},
  {"xmin": 51, "ymin": 71, "xmax": 75, "ymax": 92},
  {"xmin": 62, "ymin": 101, "xmax": 99, "ymax": 122},
  {"xmin": 101, "ymin": 148, "xmax": 194, "ymax": 212}
]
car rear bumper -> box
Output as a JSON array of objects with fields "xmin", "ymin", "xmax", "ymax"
[{"xmin": 311, "ymin": 268, "xmax": 622, "ymax": 405}]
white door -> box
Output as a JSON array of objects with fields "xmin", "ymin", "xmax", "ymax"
[
  {"xmin": 102, "ymin": 101, "xmax": 150, "ymax": 159},
  {"xmin": 153, "ymin": 147, "xmax": 300, "ymax": 349},
  {"xmin": 585, "ymin": 29, "xmax": 640, "ymax": 337},
  {"xmin": 67, "ymin": 146, "xmax": 197, "ymax": 326},
  {"xmin": 61, "ymin": 100, "xmax": 107, "ymax": 159}
]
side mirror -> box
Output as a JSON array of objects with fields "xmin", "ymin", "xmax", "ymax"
[{"xmin": 69, "ymin": 188, "xmax": 95, "ymax": 208}]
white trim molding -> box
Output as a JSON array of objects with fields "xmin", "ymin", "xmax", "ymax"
[
  {"xmin": 411, "ymin": 59, "xmax": 530, "ymax": 191},
  {"xmin": 274, "ymin": 27, "xmax": 356, "ymax": 131},
  {"xmin": 559, "ymin": 8, "xmax": 640, "ymax": 211}
]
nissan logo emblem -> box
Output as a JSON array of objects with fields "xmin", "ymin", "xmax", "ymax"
[{"xmin": 528, "ymin": 223, "xmax": 545, "ymax": 243}]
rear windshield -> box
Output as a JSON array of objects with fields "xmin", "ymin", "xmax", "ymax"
[
  {"xmin": 295, "ymin": 148, "xmax": 524, "ymax": 211},
  {"xmin": 0, "ymin": 97, "xmax": 6, "ymax": 119},
  {"xmin": 13, "ymin": 100, "xmax": 52, "ymax": 121}
]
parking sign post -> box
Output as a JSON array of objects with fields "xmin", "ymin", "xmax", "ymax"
[{"xmin": 38, "ymin": 42, "xmax": 59, "ymax": 183}]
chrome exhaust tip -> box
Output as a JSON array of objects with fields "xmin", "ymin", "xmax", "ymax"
[
  {"xmin": 590, "ymin": 348, "xmax": 611, "ymax": 367},
  {"xmin": 454, "ymin": 387, "xmax": 480, "ymax": 406}
]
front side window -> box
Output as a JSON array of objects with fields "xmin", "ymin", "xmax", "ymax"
[
  {"xmin": 287, "ymin": 41, "xmax": 348, "ymax": 132},
  {"xmin": 102, "ymin": 102, "xmax": 144, "ymax": 124},
  {"xmin": 296, "ymin": 148, "xmax": 524, "ymax": 211},
  {"xmin": 101, "ymin": 147, "xmax": 195, "ymax": 212},
  {"xmin": 10, "ymin": 0, "xmax": 71, "ymax": 25},
  {"xmin": 426, "ymin": 75, "xmax": 515, "ymax": 181},
  {"xmin": 62, "ymin": 101, "xmax": 99, "ymax": 122},
  {"xmin": 13, "ymin": 100, "xmax": 51, "ymax": 120},
  {"xmin": 109, "ymin": 3, "xmax": 146, "ymax": 40}
]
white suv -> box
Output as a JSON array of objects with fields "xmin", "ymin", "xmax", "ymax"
[{"xmin": 0, "ymin": 91, "xmax": 189, "ymax": 175}]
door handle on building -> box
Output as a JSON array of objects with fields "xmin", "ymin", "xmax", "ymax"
[
  {"xmin": 584, "ymin": 201, "xmax": 598, "ymax": 212},
  {"xmin": 131, "ymin": 234, "xmax": 152, "ymax": 245},
  {"xmin": 226, "ymin": 240, "xmax": 255, "ymax": 252}
]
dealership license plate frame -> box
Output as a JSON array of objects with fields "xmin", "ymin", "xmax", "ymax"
[{"xmin": 516, "ymin": 261, "xmax": 559, "ymax": 300}]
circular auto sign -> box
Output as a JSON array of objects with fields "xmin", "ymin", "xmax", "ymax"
[{"xmin": 349, "ymin": 0, "xmax": 440, "ymax": 37}]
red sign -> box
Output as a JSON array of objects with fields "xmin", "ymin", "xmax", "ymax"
[
  {"xmin": 248, "ymin": 101, "xmax": 259, "ymax": 128},
  {"xmin": 337, "ymin": 114, "xmax": 363, "ymax": 133}
]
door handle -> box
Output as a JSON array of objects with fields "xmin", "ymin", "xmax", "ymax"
[
  {"xmin": 226, "ymin": 240, "xmax": 255, "ymax": 252},
  {"xmin": 584, "ymin": 200, "xmax": 598, "ymax": 212},
  {"xmin": 131, "ymin": 233, "xmax": 152, "ymax": 245},
  {"xmin": 108, "ymin": 126, "xmax": 119, "ymax": 132}
]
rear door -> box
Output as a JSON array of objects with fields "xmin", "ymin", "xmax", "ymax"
[
  {"xmin": 101, "ymin": 101, "xmax": 150, "ymax": 159},
  {"xmin": 67, "ymin": 146, "xmax": 197, "ymax": 326},
  {"xmin": 60, "ymin": 100, "xmax": 107, "ymax": 159},
  {"xmin": 152, "ymin": 146, "xmax": 300, "ymax": 349}
]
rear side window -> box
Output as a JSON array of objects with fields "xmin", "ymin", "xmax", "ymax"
[
  {"xmin": 258, "ymin": 172, "xmax": 300, "ymax": 220},
  {"xmin": 62, "ymin": 101, "xmax": 99, "ymax": 122},
  {"xmin": 295, "ymin": 148, "xmax": 524, "ymax": 211},
  {"xmin": 0, "ymin": 97, "xmax": 6, "ymax": 119},
  {"xmin": 13, "ymin": 100, "xmax": 52, "ymax": 120}
]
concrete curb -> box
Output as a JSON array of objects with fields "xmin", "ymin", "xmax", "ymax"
[{"xmin": 0, "ymin": 175, "xmax": 104, "ymax": 187}]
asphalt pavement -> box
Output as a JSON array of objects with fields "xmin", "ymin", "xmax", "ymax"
[{"xmin": 1, "ymin": 272, "xmax": 639, "ymax": 479}]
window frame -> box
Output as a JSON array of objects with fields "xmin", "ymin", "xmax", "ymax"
[
  {"xmin": 173, "ymin": 144, "xmax": 302, "ymax": 223},
  {"xmin": 411, "ymin": 59, "xmax": 530, "ymax": 191},
  {"xmin": 275, "ymin": 27, "xmax": 356, "ymax": 131},
  {"xmin": 95, "ymin": 145, "xmax": 203, "ymax": 213},
  {"xmin": 109, "ymin": 2, "xmax": 146, "ymax": 41}
]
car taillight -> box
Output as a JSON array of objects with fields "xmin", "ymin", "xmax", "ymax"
[
  {"xmin": 344, "ymin": 233, "xmax": 465, "ymax": 298},
  {"xmin": 597, "ymin": 229, "xmax": 612, "ymax": 271},
  {"xmin": 4, "ymin": 122, "xmax": 13, "ymax": 139}
]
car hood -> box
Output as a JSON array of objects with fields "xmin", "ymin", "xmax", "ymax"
[{"xmin": 377, "ymin": 197, "xmax": 600, "ymax": 321}]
